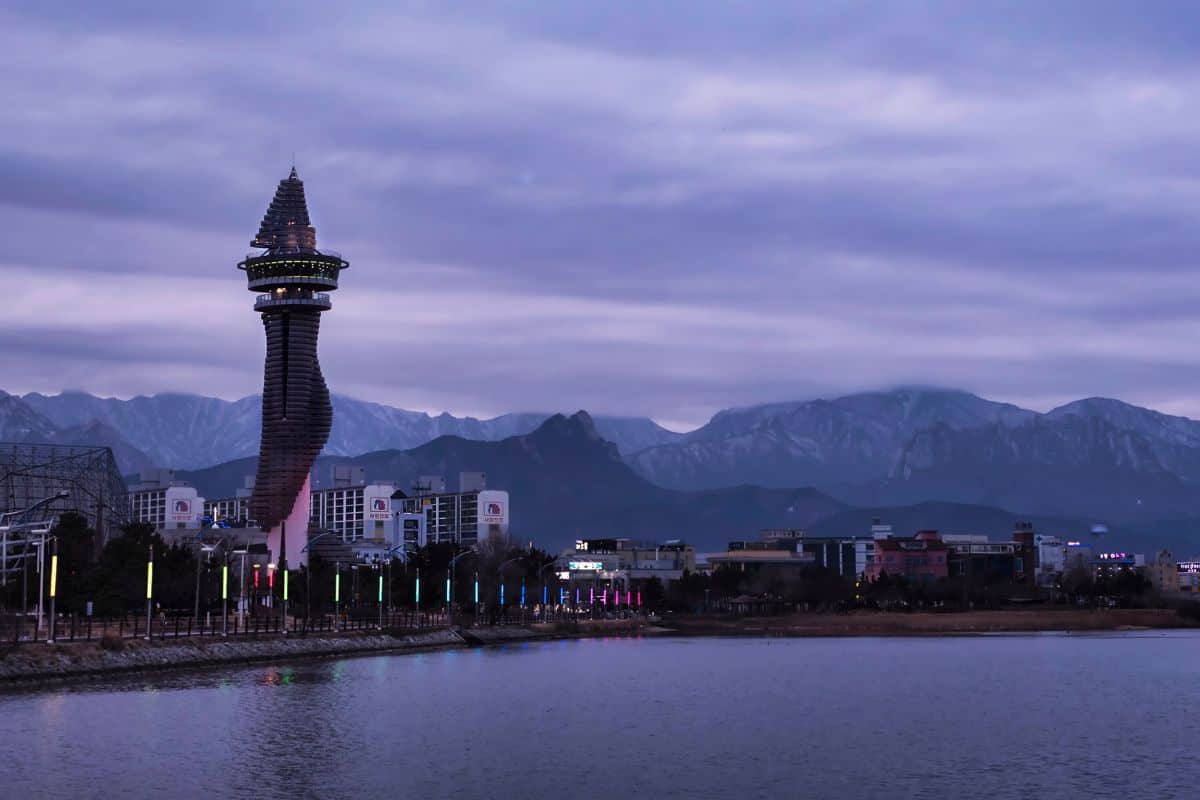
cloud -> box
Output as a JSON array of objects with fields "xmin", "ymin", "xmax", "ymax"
[{"xmin": 3, "ymin": 2, "xmax": 1200, "ymax": 427}]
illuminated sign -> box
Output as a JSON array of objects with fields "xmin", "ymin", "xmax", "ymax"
[
  {"xmin": 569, "ymin": 560, "xmax": 603, "ymax": 571},
  {"xmin": 556, "ymin": 570, "xmax": 571, "ymax": 580},
  {"xmin": 575, "ymin": 540, "xmax": 589, "ymax": 551}
]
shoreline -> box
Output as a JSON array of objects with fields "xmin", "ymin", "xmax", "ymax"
[{"xmin": 1, "ymin": 610, "xmax": 1194, "ymax": 687}]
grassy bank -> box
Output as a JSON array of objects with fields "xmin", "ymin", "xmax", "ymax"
[{"xmin": 661, "ymin": 608, "xmax": 1197, "ymax": 637}]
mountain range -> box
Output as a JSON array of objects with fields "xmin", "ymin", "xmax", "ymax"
[
  {"xmin": 171, "ymin": 411, "xmax": 1098, "ymax": 553},
  {"xmin": 8, "ymin": 386, "xmax": 1200, "ymax": 551},
  {"xmin": 6, "ymin": 390, "xmax": 680, "ymax": 469}
]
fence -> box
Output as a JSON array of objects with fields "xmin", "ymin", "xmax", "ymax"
[
  {"xmin": 0, "ymin": 608, "xmax": 451, "ymax": 646},
  {"xmin": 0, "ymin": 603, "xmax": 642, "ymax": 646}
]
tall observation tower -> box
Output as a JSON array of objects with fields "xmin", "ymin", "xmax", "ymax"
[{"xmin": 239, "ymin": 167, "xmax": 347, "ymax": 569}]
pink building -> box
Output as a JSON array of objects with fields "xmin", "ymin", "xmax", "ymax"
[{"xmin": 866, "ymin": 530, "xmax": 949, "ymax": 583}]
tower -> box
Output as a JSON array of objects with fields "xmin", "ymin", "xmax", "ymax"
[{"xmin": 240, "ymin": 167, "xmax": 347, "ymax": 568}]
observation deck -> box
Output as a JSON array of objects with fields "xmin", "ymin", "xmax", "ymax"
[
  {"xmin": 239, "ymin": 251, "xmax": 348, "ymax": 292},
  {"xmin": 254, "ymin": 291, "xmax": 332, "ymax": 312}
]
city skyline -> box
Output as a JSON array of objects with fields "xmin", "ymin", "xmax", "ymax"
[{"xmin": 5, "ymin": 3, "xmax": 1200, "ymax": 430}]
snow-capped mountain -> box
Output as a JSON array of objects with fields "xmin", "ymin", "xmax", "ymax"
[
  {"xmin": 16, "ymin": 390, "xmax": 681, "ymax": 470},
  {"xmin": 627, "ymin": 388, "xmax": 1036, "ymax": 490}
]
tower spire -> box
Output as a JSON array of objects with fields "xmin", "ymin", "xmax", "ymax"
[{"xmin": 251, "ymin": 168, "xmax": 316, "ymax": 253}]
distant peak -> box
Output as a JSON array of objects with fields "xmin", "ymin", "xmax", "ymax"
[
  {"xmin": 571, "ymin": 409, "xmax": 597, "ymax": 431},
  {"xmin": 532, "ymin": 409, "xmax": 602, "ymax": 441}
]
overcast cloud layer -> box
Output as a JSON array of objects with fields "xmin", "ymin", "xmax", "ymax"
[{"xmin": 4, "ymin": 2, "xmax": 1200, "ymax": 430}]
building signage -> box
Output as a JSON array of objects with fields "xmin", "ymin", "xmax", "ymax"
[
  {"xmin": 368, "ymin": 497, "xmax": 390, "ymax": 521},
  {"xmin": 169, "ymin": 499, "xmax": 192, "ymax": 522},
  {"xmin": 569, "ymin": 560, "xmax": 603, "ymax": 571},
  {"xmin": 482, "ymin": 501, "xmax": 505, "ymax": 524}
]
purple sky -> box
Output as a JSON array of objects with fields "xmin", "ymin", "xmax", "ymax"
[{"xmin": 3, "ymin": 2, "xmax": 1200, "ymax": 430}]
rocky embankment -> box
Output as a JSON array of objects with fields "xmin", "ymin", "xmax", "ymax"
[
  {"xmin": 0, "ymin": 628, "xmax": 465, "ymax": 684},
  {"xmin": 0, "ymin": 618, "xmax": 663, "ymax": 685}
]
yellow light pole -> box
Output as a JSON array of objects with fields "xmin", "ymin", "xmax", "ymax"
[
  {"xmin": 145, "ymin": 545, "xmax": 154, "ymax": 641},
  {"xmin": 221, "ymin": 563, "xmax": 229, "ymax": 637},
  {"xmin": 47, "ymin": 538, "xmax": 58, "ymax": 643}
]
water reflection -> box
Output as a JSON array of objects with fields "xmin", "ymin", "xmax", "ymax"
[{"xmin": 2, "ymin": 633, "xmax": 1200, "ymax": 799}]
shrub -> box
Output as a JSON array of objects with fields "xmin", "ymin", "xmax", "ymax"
[
  {"xmin": 98, "ymin": 633, "xmax": 125, "ymax": 652},
  {"xmin": 1175, "ymin": 602, "xmax": 1200, "ymax": 623}
]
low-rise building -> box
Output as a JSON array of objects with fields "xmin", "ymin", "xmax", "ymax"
[
  {"xmin": 759, "ymin": 528, "xmax": 876, "ymax": 579},
  {"xmin": 1094, "ymin": 551, "xmax": 1144, "ymax": 581},
  {"xmin": 1146, "ymin": 550, "xmax": 1180, "ymax": 594},
  {"xmin": 1178, "ymin": 561, "xmax": 1200, "ymax": 593},
  {"xmin": 866, "ymin": 530, "xmax": 949, "ymax": 582}
]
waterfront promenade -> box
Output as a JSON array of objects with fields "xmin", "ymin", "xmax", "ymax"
[{"xmin": 2, "ymin": 608, "xmax": 1193, "ymax": 686}]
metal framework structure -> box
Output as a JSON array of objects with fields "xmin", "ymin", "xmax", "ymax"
[
  {"xmin": 238, "ymin": 167, "xmax": 347, "ymax": 568},
  {"xmin": 0, "ymin": 441, "xmax": 129, "ymax": 583}
]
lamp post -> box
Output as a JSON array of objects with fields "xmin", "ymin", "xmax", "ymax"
[
  {"xmin": 447, "ymin": 548, "xmax": 476, "ymax": 628},
  {"xmin": 497, "ymin": 556, "xmax": 523, "ymax": 624},
  {"xmin": 301, "ymin": 531, "xmax": 341, "ymax": 629},
  {"xmin": 537, "ymin": 557, "xmax": 557, "ymax": 623},
  {"xmin": 230, "ymin": 548, "xmax": 248, "ymax": 635},
  {"xmin": 145, "ymin": 544, "xmax": 154, "ymax": 641},
  {"xmin": 46, "ymin": 534, "xmax": 58, "ymax": 643},
  {"xmin": 383, "ymin": 544, "xmax": 406, "ymax": 628},
  {"xmin": 221, "ymin": 557, "xmax": 229, "ymax": 637},
  {"xmin": 196, "ymin": 537, "xmax": 225, "ymax": 630}
]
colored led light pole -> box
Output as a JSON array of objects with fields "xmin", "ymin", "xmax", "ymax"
[
  {"xmin": 145, "ymin": 545, "xmax": 154, "ymax": 641},
  {"xmin": 47, "ymin": 540, "xmax": 58, "ymax": 643}
]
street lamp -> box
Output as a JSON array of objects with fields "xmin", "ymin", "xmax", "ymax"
[
  {"xmin": 536, "ymin": 557, "xmax": 557, "ymax": 623},
  {"xmin": 230, "ymin": 547, "xmax": 248, "ymax": 636},
  {"xmin": 383, "ymin": 544, "xmax": 406, "ymax": 628},
  {"xmin": 1, "ymin": 490, "xmax": 67, "ymax": 637},
  {"xmin": 497, "ymin": 555, "xmax": 523, "ymax": 623},
  {"xmin": 196, "ymin": 537, "xmax": 226, "ymax": 628},
  {"xmin": 447, "ymin": 548, "xmax": 476, "ymax": 626},
  {"xmin": 301, "ymin": 531, "xmax": 342, "ymax": 629}
]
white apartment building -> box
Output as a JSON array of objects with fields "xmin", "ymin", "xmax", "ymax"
[{"xmin": 129, "ymin": 469, "xmax": 205, "ymax": 530}]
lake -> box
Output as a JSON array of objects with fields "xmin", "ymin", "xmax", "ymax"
[{"xmin": 2, "ymin": 633, "xmax": 1199, "ymax": 798}]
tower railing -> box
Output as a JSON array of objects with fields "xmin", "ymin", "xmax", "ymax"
[{"xmin": 254, "ymin": 293, "xmax": 331, "ymax": 311}]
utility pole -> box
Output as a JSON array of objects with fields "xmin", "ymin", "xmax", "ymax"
[
  {"xmin": 35, "ymin": 533, "xmax": 45, "ymax": 638},
  {"xmin": 194, "ymin": 543, "xmax": 203, "ymax": 626}
]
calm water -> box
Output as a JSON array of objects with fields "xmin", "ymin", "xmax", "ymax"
[{"xmin": 3, "ymin": 633, "xmax": 1200, "ymax": 799}]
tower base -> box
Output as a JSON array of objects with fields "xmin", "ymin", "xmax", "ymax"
[{"xmin": 266, "ymin": 475, "xmax": 312, "ymax": 568}]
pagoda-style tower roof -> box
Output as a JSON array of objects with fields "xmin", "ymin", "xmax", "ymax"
[
  {"xmin": 251, "ymin": 166, "xmax": 318, "ymax": 254},
  {"xmin": 239, "ymin": 167, "xmax": 347, "ymax": 313}
]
